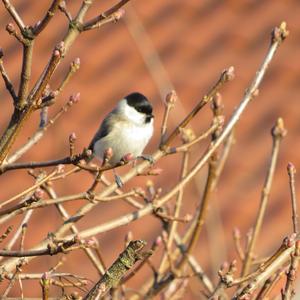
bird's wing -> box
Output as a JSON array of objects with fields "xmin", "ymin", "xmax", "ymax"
[{"xmin": 88, "ymin": 112, "xmax": 115, "ymax": 151}]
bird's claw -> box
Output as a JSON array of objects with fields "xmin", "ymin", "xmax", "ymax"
[
  {"xmin": 138, "ymin": 154, "xmax": 155, "ymax": 164},
  {"xmin": 114, "ymin": 174, "xmax": 124, "ymax": 188}
]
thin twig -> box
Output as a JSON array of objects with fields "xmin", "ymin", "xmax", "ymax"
[
  {"xmin": 287, "ymin": 163, "xmax": 298, "ymax": 234},
  {"xmin": 233, "ymin": 228, "xmax": 245, "ymax": 261},
  {"xmin": 6, "ymin": 93, "xmax": 80, "ymax": 164},
  {"xmin": 57, "ymin": 58, "xmax": 80, "ymax": 93},
  {"xmin": 175, "ymin": 234, "xmax": 214, "ymax": 294},
  {"xmin": 178, "ymin": 94, "xmax": 225, "ymax": 270},
  {"xmin": 4, "ymin": 272, "xmax": 88, "ymax": 280},
  {"xmin": 33, "ymin": 0, "xmax": 62, "ymax": 36},
  {"xmin": 20, "ymin": 223, "xmax": 27, "ymax": 251},
  {"xmin": 44, "ymin": 185, "xmax": 106, "ymax": 275},
  {"xmin": 160, "ymin": 91, "xmax": 177, "ymax": 145},
  {"xmin": 161, "ymin": 67, "xmax": 234, "ymax": 148},
  {"xmin": 0, "ymin": 151, "xmax": 90, "ymax": 174},
  {"xmin": 157, "ymin": 150, "xmax": 189, "ymax": 276},
  {"xmin": 0, "ymin": 170, "xmax": 57, "ymax": 209},
  {"xmin": 2, "ymin": 211, "xmax": 33, "ymax": 259},
  {"xmin": 83, "ymin": 0, "xmax": 130, "ymax": 31},
  {"xmin": 2, "ymin": 0, "xmax": 25, "ymax": 31},
  {"xmin": 0, "ymin": 51, "xmax": 18, "ymax": 102},
  {"xmin": 167, "ymin": 121, "xmax": 221, "ymax": 154},
  {"xmin": 255, "ymin": 269, "xmax": 284, "ymax": 300},
  {"xmin": 0, "ymin": 237, "xmax": 79, "ymax": 257},
  {"xmin": 59, "ymin": 1, "xmax": 72, "ymax": 21},
  {"xmin": 233, "ymin": 240, "xmax": 295, "ymax": 299},
  {"xmin": 241, "ymin": 118, "xmax": 287, "ymax": 277},
  {"xmin": 0, "ymin": 193, "xmax": 86, "ymax": 225},
  {"xmin": 3, "ymin": 260, "xmax": 25, "ymax": 298}
]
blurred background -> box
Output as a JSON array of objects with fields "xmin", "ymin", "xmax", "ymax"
[{"xmin": 0, "ymin": 0, "xmax": 299, "ymax": 298}]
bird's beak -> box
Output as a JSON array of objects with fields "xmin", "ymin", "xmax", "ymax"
[{"xmin": 146, "ymin": 114, "xmax": 154, "ymax": 123}]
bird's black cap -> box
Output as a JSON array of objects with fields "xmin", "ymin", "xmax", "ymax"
[{"xmin": 125, "ymin": 92, "xmax": 153, "ymax": 116}]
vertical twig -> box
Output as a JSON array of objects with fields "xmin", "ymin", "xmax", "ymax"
[
  {"xmin": 160, "ymin": 91, "xmax": 177, "ymax": 145},
  {"xmin": 287, "ymin": 163, "xmax": 298, "ymax": 234},
  {"xmin": 178, "ymin": 94, "xmax": 224, "ymax": 269},
  {"xmin": 18, "ymin": 39, "xmax": 34, "ymax": 109},
  {"xmin": 157, "ymin": 141, "xmax": 189, "ymax": 276},
  {"xmin": 241, "ymin": 118, "xmax": 287, "ymax": 277}
]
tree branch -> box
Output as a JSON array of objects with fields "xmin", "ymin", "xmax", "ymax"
[
  {"xmin": 83, "ymin": 240, "xmax": 151, "ymax": 299},
  {"xmin": 2, "ymin": 0, "xmax": 25, "ymax": 31},
  {"xmin": 241, "ymin": 118, "xmax": 287, "ymax": 277},
  {"xmin": 32, "ymin": 0, "xmax": 62, "ymax": 36},
  {"xmin": 0, "ymin": 49, "xmax": 17, "ymax": 102},
  {"xmin": 83, "ymin": 0, "xmax": 130, "ymax": 31}
]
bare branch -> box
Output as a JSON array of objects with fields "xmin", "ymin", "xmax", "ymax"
[
  {"xmin": 7, "ymin": 93, "xmax": 80, "ymax": 164},
  {"xmin": 83, "ymin": 0, "xmax": 130, "ymax": 31},
  {"xmin": 83, "ymin": 240, "xmax": 151, "ymax": 299},
  {"xmin": 32, "ymin": 0, "xmax": 62, "ymax": 36},
  {"xmin": 0, "ymin": 150, "xmax": 91, "ymax": 174},
  {"xmin": 241, "ymin": 118, "xmax": 287, "ymax": 277},
  {"xmin": 281, "ymin": 241, "xmax": 300, "ymax": 300},
  {"xmin": 160, "ymin": 90, "xmax": 177, "ymax": 144},
  {"xmin": 287, "ymin": 162, "xmax": 298, "ymax": 234},
  {"xmin": 161, "ymin": 66, "xmax": 234, "ymax": 148},
  {"xmin": 233, "ymin": 237, "xmax": 296, "ymax": 299},
  {"xmin": 0, "ymin": 49, "xmax": 17, "ymax": 102},
  {"xmin": 18, "ymin": 39, "xmax": 34, "ymax": 109},
  {"xmin": 2, "ymin": 0, "xmax": 25, "ymax": 31},
  {"xmin": 0, "ymin": 236, "xmax": 80, "ymax": 257}
]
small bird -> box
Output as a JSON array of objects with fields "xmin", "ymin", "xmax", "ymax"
[{"xmin": 88, "ymin": 92, "xmax": 154, "ymax": 184}]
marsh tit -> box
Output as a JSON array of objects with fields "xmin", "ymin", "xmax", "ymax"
[{"xmin": 88, "ymin": 92, "xmax": 154, "ymax": 169}]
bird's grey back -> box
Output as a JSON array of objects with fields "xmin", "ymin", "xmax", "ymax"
[{"xmin": 88, "ymin": 111, "xmax": 115, "ymax": 152}]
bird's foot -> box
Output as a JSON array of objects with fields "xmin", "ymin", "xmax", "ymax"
[
  {"xmin": 137, "ymin": 154, "xmax": 155, "ymax": 164},
  {"xmin": 114, "ymin": 173, "xmax": 124, "ymax": 188}
]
